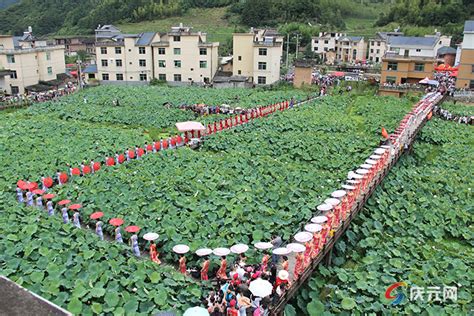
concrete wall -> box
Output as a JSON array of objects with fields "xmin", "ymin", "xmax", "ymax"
[
  {"xmin": 233, "ymin": 34, "xmax": 254, "ymax": 78},
  {"xmin": 368, "ymin": 40, "xmax": 387, "ymax": 63},
  {"xmin": 456, "ymin": 49, "xmax": 474, "ymax": 89},
  {"xmin": 293, "ymin": 66, "xmax": 312, "ymax": 88}
]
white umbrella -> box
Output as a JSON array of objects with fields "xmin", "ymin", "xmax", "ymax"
[
  {"xmin": 272, "ymin": 247, "xmax": 290, "ymax": 255},
  {"xmin": 316, "ymin": 204, "xmax": 332, "ymax": 212},
  {"xmin": 143, "ymin": 232, "xmax": 159, "ymax": 241},
  {"xmin": 365, "ymin": 159, "xmax": 377, "ymax": 165},
  {"xmin": 311, "ymin": 215, "xmax": 328, "ymax": 224},
  {"xmin": 294, "ymin": 231, "xmax": 312, "ymax": 243},
  {"xmin": 305, "ymin": 223, "xmax": 322, "ymax": 233},
  {"xmin": 286, "ymin": 243, "xmax": 305, "ymax": 253},
  {"xmin": 360, "ymin": 164, "xmax": 373, "ymax": 169},
  {"xmin": 278, "ymin": 270, "xmax": 289, "ymax": 281},
  {"xmin": 355, "ymin": 169, "xmax": 369, "ymax": 175},
  {"xmin": 196, "ymin": 248, "xmax": 213, "ymax": 257},
  {"xmin": 213, "ymin": 247, "xmax": 230, "ymax": 256},
  {"xmin": 370, "ymin": 154, "xmax": 382, "ymax": 160},
  {"xmin": 254, "ymin": 242, "xmax": 273, "ymax": 250},
  {"xmin": 331, "ymin": 190, "xmax": 346, "ymax": 198},
  {"xmin": 230, "ymin": 243, "xmax": 249, "ymax": 254},
  {"xmin": 249, "ymin": 278, "xmax": 273, "ymax": 297},
  {"xmin": 380, "ymin": 145, "xmax": 391, "ymax": 149},
  {"xmin": 324, "ymin": 198, "xmax": 340, "ymax": 206},
  {"xmin": 175, "ymin": 121, "xmax": 206, "ymax": 132},
  {"xmin": 350, "ymin": 173, "xmax": 364, "ymax": 180},
  {"xmin": 347, "ymin": 179, "xmax": 360, "ymax": 184},
  {"xmin": 172, "ymin": 244, "xmax": 190, "ymax": 254},
  {"xmin": 341, "ymin": 184, "xmax": 355, "ymax": 190},
  {"xmin": 183, "ymin": 306, "xmax": 209, "ymax": 316},
  {"xmin": 374, "ymin": 148, "xmax": 386, "ymax": 155}
]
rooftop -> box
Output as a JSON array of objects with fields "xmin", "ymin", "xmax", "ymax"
[
  {"xmin": 437, "ymin": 46, "xmax": 456, "ymax": 56},
  {"xmin": 464, "ymin": 20, "xmax": 474, "ymax": 33},
  {"xmin": 388, "ymin": 36, "xmax": 438, "ymax": 48}
]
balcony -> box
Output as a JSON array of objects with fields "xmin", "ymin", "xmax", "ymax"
[{"xmin": 383, "ymin": 52, "xmax": 435, "ymax": 62}]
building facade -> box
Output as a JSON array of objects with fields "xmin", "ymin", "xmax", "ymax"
[
  {"xmin": 336, "ymin": 36, "xmax": 367, "ymax": 63},
  {"xmin": 368, "ymin": 32, "xmax": 404, "ymax": 63},
  {"xmin": 233, "ymin": 29, "xmax": 283, "ymax": 85},
  {"xmin": 94, "ymin": 24, "xmax": 219, "ymax": 85},
  {"xmin": 381, "ymin": 35, "xmax": 451, "ymax": 84},
  {"xmin": 456, "ymin": 21, "xmax": 474, "ymax": 89},
  {"xmin": 311, "ymin": 32, "xmax": 344, "ymax": 62},
  {"xmin": 0, "ymin": 29, "xmax": 65, "ymax": 95},
  {"xmin": 54, "ymin": 36, "xmax": 95, "ymax": 57}
]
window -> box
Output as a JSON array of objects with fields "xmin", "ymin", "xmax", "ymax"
[
  {"xmin": 139, "ymin": 59, "xmax": 146, "ymax": 67},
  {"xmin": 376, "ymin": 49, "xmax": 380, "ymax": 54},
  {"xmin": 158, "ymin": 74, "xmax": 166, "ymax": 81},
  {"xmin": 101, "ymin": 59, "xmax": 108, "ymax": 67},
  {"xmin": 158, "ymin": 48, "xmax": 166, "ymax": 55},
  {"xmin": 174, "ymin": 48, "xmax": 181, "ymax": 55},
  {"xmin": 88, "ymin": 74, "xmax": 95, "ymax": 79},
  {"xmin": 199, "ymin": 61, "xmax": 207, "ymax": 68},
  {"xmin": 139, "ymin": 74, "xmax": 147, "ymax": 81},
  {"xmin": 386, "ymin": 76, "xmax": 396, "ymax": 84},
  {"xmin": 377, "ymin": 42, "xmax": 380, "ymax": 46},
  {"xmin": 375, "ymin": 57, "xmax": 380, "ymax": 63},
  {"xmin": 139, "ymin": 47, "xmax": 146, "ymax": 54},
  {"xmin": 238, "ymin": 56, "xmax": 242, "ymax": 61},
  {"xmin": 314, "ymin": 40, "xmax": 319, "ymax": 44},
  {"xmin": 158, "ymin": 60, "xmax": 166, "ymax": 68},
  {"xmin": 324, "ymin": 47, "xmax": 328, "ymax": 52},
  {"xmin": 47, "ymin": 67, "xmax": 53, "ymax": 75},
  {"xmin": 11, "ymin": 86, "xmax": 19, "ymax": 94},
  {"xmin": 116, "ymin": 59, "xmax": 122, "ymax": 67},
  {"xmin": 6, "ymin": 54, "xmax": 15, "ymax": 63},
  {"xmin": 102, "ymin": 73, "xmax": 109, "ymax": 81},
  {"xmin": 387, "ymin": 62, "xmax": 398, "ymax": 71},
  {"xmin": 314, "ymin": 47, "xmax": 318, "ymax": 51},
  {"xmin": 10, "ymin": 70, "xmax": 17, "ymax": 79},
  {"xmin": 173, "ymin": 36, "xmax": 181, "ymax": 42},
  {"xmin": 100, "ymin": 47, "xmax": 107, "ymax": 54},
  {"xmin": 416, "ymin": 49, "xmax": 421, "ymax": 52},
  {"xmin": 174, "ymin": 74, "xmax": 182, "ymax": 81},
  {"xmin": 258, "ymin": 62, "xmax": 267, "ymax": 70},
  {"xmin": 115, "ymin": 47, "xmax": 122, "ymax": 54},
  {"xmin": 369, "ymin": 57, "xmax": 373, "ymax": 61},
  {"xmin": 324, "ymin": 40, "xmax": 329, "ymax": 44},
  {"xmin": 371, "ymin": 41, "xmax": 374, "ymax": 46},
  {"xmin": 238, "ymin": 70, "xmax": 241, "ymax": 75},
  {"xmin": 470, "ymin": 80, "xmax": 474, "ymax": 89},
  {"xmin": 116, "ymin": 73, "xmax": 124, "ymax": 81},
  {"xmin": 46, "ymin": 52, "xmax": 51, "ymax": 60},
  {"xmin": 257, "ymin": 76, "xmax": 266, "ymax": 84},
  {"xmin": 200, "ymin": 48, "xmax": 207, "ymax": 55},
  {"xmin": 259, "ymin": 48, "xmax": 267, "ymax": 56},
  {"xmin": 414, "ymin": 63, "xmax": 424, "ymax": 72},
  {"xmin": 370, "ymin": 49, "xmax": 374, "ymax": 53},
  {"xmin": 174, "ymin": 60, "xmax": 181, "ymax": 68},
  {"xmin": 471, "ymin": 65, "xmax": 474, "ymax": 73}
]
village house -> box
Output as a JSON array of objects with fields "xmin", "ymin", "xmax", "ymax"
[
  {"xmin": 456, "ymin": 20, "xmax": 474, "ymax": 89},
  {"xmin": 0, "ymin": 27, "xmax": 66, "ymax": 95},
  {"xmin": 368, "ymin": 31, "xmax": 404, "ymax": 63}
]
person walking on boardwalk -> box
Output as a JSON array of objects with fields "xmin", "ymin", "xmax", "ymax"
[
  {"xmin": 73, "ymin": 212, "xmax": 81, "ymax": 228},
  {"xmin": 62, "ymin": 207, "xmax": 69, "ymax": 224},
  {"xmin": 179, "ymin": 255, "xmax": 187, "ymax": 274},
  {"xmin": 131, "ymin": 234, "xmax": 140, "ymax": 257},
  {"xmin": 217, "ymin": 256, "xmax": 228, "ymax": 280},
  {"xmin": 294, "ymin": 251, "xmax": 304, "ymax": 279},
  {"xmin": 201, "ymin": 256, "xmax": 210, "ymax": 281},
  {"xmin": 149, "ymin": 241, "xmax": 161, "ymax": 264},
  {"xmin": 96, "ymin": 221, "xmax": 104, "ymax": 240},
  {"xmin": 115, "ymin": 227, "xmax": 123, "ymax": 243}
]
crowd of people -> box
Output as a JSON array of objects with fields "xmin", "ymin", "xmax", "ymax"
[
  {"xmin": 0, "ymin": 82, "xmax": 77, "ymax": 106},
  {"xmin": 432, "ymin": 105, "xmax": 473, "ymax": 125},
  {"xmin": 178, "ymin": 103, "xmax": 251, "ymax": 116},
  {"xmin": 379, "ymin": 82, "xmax": 425, "ymax": 90}
]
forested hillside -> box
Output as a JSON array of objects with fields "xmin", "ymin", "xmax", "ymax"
[{"xmin": 0, "ymin": 0, "xmax": 471, "ymax": 37}]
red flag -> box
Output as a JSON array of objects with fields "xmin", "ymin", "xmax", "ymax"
[
  {"xmin": 381, "ymin": 127, "xmax": 389, "ymax": 139},
  {"xmin": 427, "ymin": 112, "xmax": 433, "ymax": 120}
]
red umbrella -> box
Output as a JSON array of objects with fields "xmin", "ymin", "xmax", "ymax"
[
  {"xmin": 106, "ymin": 157, "xmax": 115, "ymax": 166},
  {"xmin": 17, "ymin": 180, "xmax": 27, "ymax": 189},
  {"xmin": 42, "ymin": 177, "xmax": 53, "ymax": 188},
  {"xmin": 26, "ymin": 182, "xmax": 38, "ymax": 191},
  {"xmin": 58, "ymin": 199, "xmax": 71, "ymax": 206},
  {"xmin": 68, "ymin": 204, "xmax": 82, "ymax": 210},
  {"xmin": 43, "ymin": 193, "xmax": 56, "ymax": 200},
  {"xmin": 125, "ymin": 225, "xmax": 140, "ymax": 233},
  {"xmin": 71, "ymin": 168, "xmax": 81, "ymax": 176},
  {"xmin": 32, "ymin": 189, "xmax": 45, "ymax": 195},
  {"xmin": 109, "ymin": 218, "xmax": 124, "ymax": 226},
  {"xmin": 90, "ymin": 212, "xmax": 104, "ymax": 220},
  {"xmin": 93, "ymin": 162, "xmax": 101, "ymax": 172}
]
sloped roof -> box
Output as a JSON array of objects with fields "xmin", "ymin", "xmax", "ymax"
[
  {"xmin": 464, "ymin": 21, "xmax": 474, "ymax": 33},
  {"xmin": 83, "ymin": 64, "xmax": 97, "ymax": 74},
  {"xmin": 388, "ymin": 36, "xmax": 437, "ymax": 47},
  {"xmin": 136, "ymin": 32, "xmax": 156, "ymax": 46},
  {"xmin": 437, "ymin": 46, "xmax": 456, "ymax": 56}
]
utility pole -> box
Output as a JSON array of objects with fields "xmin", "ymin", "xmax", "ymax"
[
  {"xmin": 286, "ymin": 33, "xmax": 290, "ymax": 69},
  {"xmin": 295, "ymin": 34, "xmax": 300, "ymax": 59},
  {"xmin": 76, "ymin": 59, "xmax": 82, "ymax": 90}
]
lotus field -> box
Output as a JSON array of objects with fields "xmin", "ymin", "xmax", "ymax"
[{"xmin": 1, "ymin": 84, "xmax": 471, "ymax": 314}]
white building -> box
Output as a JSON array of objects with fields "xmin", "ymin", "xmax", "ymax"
[
  {"xmin": 311, "ymin": 32, "xmax": 345, "ymax": 62},
  {"xmin": 0, "ymin": 28, "xmax": 66, "ymax": 95},
  {"xmin": 368, "ymin": 32, "xmax": 404, "ymax": 63},
  {"xmin": 386, "ymin": 34, "xmax": 451, "ymax": 58}
]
